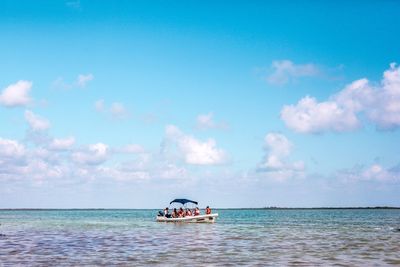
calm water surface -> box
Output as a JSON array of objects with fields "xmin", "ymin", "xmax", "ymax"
[{"xmin": 1, "ymin": 209, "xmax": 400, "ymax": 266}]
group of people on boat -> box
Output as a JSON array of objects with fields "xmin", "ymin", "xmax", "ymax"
[{"xmin": 162, "ymin": 206, "xmax": 212, "ymax": 218}]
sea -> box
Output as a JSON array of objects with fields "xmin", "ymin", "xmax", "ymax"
[{"xmin": 0, "ymin": 209, "xmax": 399, "ymax": 266}]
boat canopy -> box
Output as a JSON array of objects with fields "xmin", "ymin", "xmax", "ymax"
[{"xmin": 170, "ymin": 199, "xmax": 198, "ymax": 205}]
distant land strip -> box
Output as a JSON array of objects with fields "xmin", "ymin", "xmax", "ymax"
[{"xmin": 0, "ymin": 206, "xmax": 400, "ymax": 210}]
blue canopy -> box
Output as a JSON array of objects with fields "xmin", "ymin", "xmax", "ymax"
[{"xmin": 170, "ymin": 199, "xmax": 198, "ymax": 205}]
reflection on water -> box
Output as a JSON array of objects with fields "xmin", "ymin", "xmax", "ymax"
[{"xmin": 1, "ymin": 209, "xmax": 400, "ymax": 266}]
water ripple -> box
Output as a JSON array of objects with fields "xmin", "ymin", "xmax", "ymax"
[{"xmin": 0, "ymin": 209, "xmax": 399, "ymax": 266}]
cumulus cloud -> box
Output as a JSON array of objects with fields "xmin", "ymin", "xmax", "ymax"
[
  {"xmin": 98, "ymin": 166, "xmax": 150, "ymax": 182},
  {"xmin": 281, "ymin": 96, "xmax": 360, "ymax": 133},
  {"xmin": 367, "ymin": 63, "xmax": 400, "ymax": 129},
  {"xmin": 0, "ymin": 141, "xmax": 150, "ymax": 185},
  {"xmin": 110, "ymin": 102, "xmax": 128, "ymax": 118},
  {"xmin": 94, "ymin": 100, "xmax": 128, "ymax": 119},
  {"xmin": 77, "ymin": 74, "xmax": 94, "ymax": 88},
  {"xmin": 196, "ymin": 112, "xmax": 228, "ymax": 130},
  {"xmin": 114, "ymin": 144, "xmax": 145, "ymax": 154},
  {"xmin": 25, "ymin": 110, "xmax": 50, "ymax": 131},
  {"xmin": 113, "ymin": 157, "xmax": 187, "ymax": 181},
  {"xmin": 0, "ymin": 131, "xmax": 189, "ymax": 185},
  {"xmin": 1, "ymin": 118, "xmax": 195, "ymax": 185},
  {"xmin": 257, "ymin": 133, "xmax": 305, "ymax": 181},
  {"xmin": 0, "ymin": 153, "xmax": 67, "ymax": 184},
  {"xmin": 96, "ymin": 148, "xmax": 189, "ymax": 182},
  {"xmin": 0, "ymin": 80, "xmax": 32, "ymax": 107},
  {"xmin": 22, "ymin": 159, "xmax": 64, "ymax": 183},
  {"xmin": 0, "ymin": 138, "xmax": 66, "ymax": 184},
  {"xmin": 157, "ymin": 163, "xmax": 187, "ymax": 179},
  {"xmin": 267, "ymin": 60, "xmax": 319, "ymax": 85},
  {"xmin": 52, "ymin": 74, "xmax": 93, "ymax": 90},
  {"xmin": 165, "ymin": 125, "xmax": 227, "ymax": 165},
  {"xmin": 49, "ymin": 137, "xmax": 75, "ymax": 151},
  {"xmin": 72, "ymin": 143, "xmax": 108, "ymax": 165},
  {"xmin": 0, "ymin": 138, "xmax": 25, "ymax": 159},
  {"xmin": 117, "ymin": 154, "xmax": 151, "ymax": 172},
  {"xmin": 339, "ymin": 163, "xmax": 400, "ymax": 183},
  {"xmin": 281, "ymin": 63, "xmax": 400, "ymax": 133}
]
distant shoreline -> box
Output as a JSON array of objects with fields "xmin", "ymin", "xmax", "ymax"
[{"xmin": 0, "ymin": 207, "xmax": 399, "ymax": 211}]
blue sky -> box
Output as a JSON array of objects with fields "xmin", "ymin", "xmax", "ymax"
[{"xmin": 1, "ymin": 0, "xmax": 400, "ymax": 208}]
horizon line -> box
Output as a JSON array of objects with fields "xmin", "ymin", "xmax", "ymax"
[{"xmin": 1, "ymin": 206, "xmax": 399, "ymax": 210}]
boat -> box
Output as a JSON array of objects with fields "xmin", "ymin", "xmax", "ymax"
[{"xmin": 156, "ymin": 198, "xmax": 218, "ymax": 223}]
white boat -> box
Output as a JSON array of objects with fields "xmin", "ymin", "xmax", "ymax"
[
  {"xmin": 156, "ymin": 213, "xmax": 219, "ymax": 223},
  {"xmin": 156, "ymin": 198, "xmax": 218, "ymax": 223}
]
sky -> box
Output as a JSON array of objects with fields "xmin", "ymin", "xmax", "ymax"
[{"xmin": 1, "ymin": 0, "xmax": 400, "ymax": 208}]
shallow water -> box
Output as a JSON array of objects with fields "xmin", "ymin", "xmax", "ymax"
[{"xmin": 1, "ymin": 209, "xmax": 400, "ymax": 266}]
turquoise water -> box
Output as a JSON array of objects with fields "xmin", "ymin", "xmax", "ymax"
[{"xmin": 1, "ymin": 209, "xmax": 400, "ymax": 266}]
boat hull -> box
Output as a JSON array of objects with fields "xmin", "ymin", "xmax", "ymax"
[{"xmin": 156, "ymin": 213, "xmax": 218, "ymax": 223}]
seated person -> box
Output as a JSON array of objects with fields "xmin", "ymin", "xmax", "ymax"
[
  {"xmin": 171, "ymin": 208, "xmax": 178, "ymax": 218},
  {"xmin": 185, "ymin": 209, "xmax": 192, "ymax": 216},
  {"xmin": 194, "ymin": 207, "xmax": 200, "ymax": 216},
  {"xmin": 163, "ymin": 207, "xmax": 171, "ymax": 218},
  {"xmin": 205, "ymin": 206, "xmax": 212, "ymax": 215},
  {"xmin": 178, "ymin": 207, "xmax": 185, "ymax": 217}
]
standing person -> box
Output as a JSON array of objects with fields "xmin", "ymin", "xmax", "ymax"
[{"xmin": 205, "ymin": 206, "xmax": 211, "ymax": 215}]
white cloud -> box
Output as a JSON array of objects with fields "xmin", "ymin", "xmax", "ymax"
[
  {"xmin": 72, "ymin": 143, "xmax": 108, "ymax": 165},
  {"xmin": 281, "ymin": 96, "xmax": 360, "ymax": 133},
  {"xmin": 0, "ymin": 138, "xmax": 25, "ymax": 159},
  {"xmin": 111, "ymin": 158, "xmax": 187, "ymax": 181},
  {"xmin": 267, "ymin": 60, "xmax": 319, "ymax": 85},
  {"xmin": 77, "ymin": 74, "xmax": 94, "ymax": 87},
  {"xmin": 52, "ymin": 74, "xmax": 93, "ymax": 90},
  {"xmin": 197, "ymin": 113, "xmax": 214, "ymax": 129},
  {"xmin": 94, "ymin": 100, "xmax": 129, "ymax": 119},
  {"xmin": 97, "ymin": 150, "xmax": 188, "ymax": 182},
  {"xmin": 52, "ymin": 77, "xmax": 71, "ymax": 90},
  {"xmin": 118, "ymin": 154, "xmax": 152, "ymax": 172},
  {"xmin": 257, "ymin": 133, "xmax": 305, "ymax": 181},
  {"xmin": 0, "ymin": 80, "xmax": 32, "ymax": 107},
  {"xmin": 115, "ymin": 144, "xmax": 145, "ymax": 154},
  {"xmin": 0, "ymin": 154, "xmax": 66, "ymax": 184},
  {"xmin": 362, "ymin": 164, "xmax": 400, "ymax": 182},
  {"xmin": 165, "ymin": 125, "xmax": 227, "ymax": 165},
  {"xmin": 157, "ymin": 163, "xmax": 187, "ymax": 179},
  {"xmin": 110, "ymin": 102, "xmax": 128, "ymax": 118},
  {"xmin": 99, "ymin": 167, "xmax": 150, "ymax": 182},
  {"xmin": 0, "ymin": 132, "xmax": 189, "ymax": 185},
  {"xmin": 367, "ymin": 63, "xmax": 400, "ymax": 129},
  {"xmin": 24, "ymin": 110, "xmax": 50, "ymax": 131},
  {"xmin": 49, "ymin": 137, "xmax": 75, "ymax": 150},
  {"xmin": 281, "ymin": 63, "xmax": 400, "ymax": 133},
  {"xmin": 196, "ymin": 112, "xmax": 228, "ymax": 130},
  {"xmin": 264, "ymin": 133, "xmax": 292, "ymax": 158},
  {"xmin": 22, "ymin": 159, "xmax": 64, "ymax": 184},
  {"xmin": 339, "ymin": 163, "xmax": 400, "ymax": 183},
  {"xmin": 0, "ymin": 139, "xmax": 67, "ymax": 184}
]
